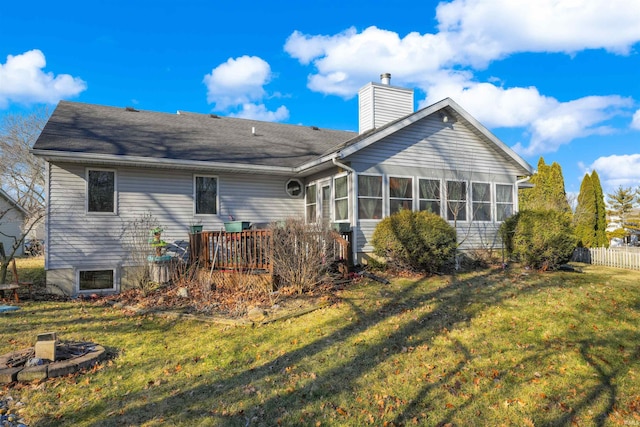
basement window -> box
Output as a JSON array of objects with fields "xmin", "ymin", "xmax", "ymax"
[{"xmin": 78, "ymin": 269, "xmax": 116, "ymax": 292}]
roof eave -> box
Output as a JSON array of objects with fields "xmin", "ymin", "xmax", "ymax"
[{"xmin": 30, "ymin": 149, "xmax": 297, "ymax": 175}]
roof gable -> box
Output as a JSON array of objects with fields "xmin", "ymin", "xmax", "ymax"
[{"xmin": 318, "ymin": 98, "xmax": 533, "ymax": 175}]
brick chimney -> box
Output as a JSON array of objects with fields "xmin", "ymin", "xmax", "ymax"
[{"xmin": 358, "ymin": 73, "xmax": 414, "ymax": 134}]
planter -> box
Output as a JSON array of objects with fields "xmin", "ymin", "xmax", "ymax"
[
  {"xmin": 189, "ymin": 225, "xmax": 203, "ymax": 233},
  {"xmin": 332, "ymin": 222, "xmax": 351, "ymax": 233},
  {"xmin": 224, "ymin": 221, "xmax": 251, "ymax": 232}
]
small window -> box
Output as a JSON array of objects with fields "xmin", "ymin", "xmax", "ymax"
[
  {"xmin": 472, "ymin": 182, "xmax": 491, "ymax": 221},
  {"xmin": 195, "ymin": 176, "xmax": 218, "ymax": 215},
  {"xmin": 285, "ymin": 179, "xmax": 303, "ymax": 198},
  {"xmin": 447, "ymin": 181, "xmax": 467, "ymax": 221},
  {"xmin": 419, "ymin": 179, "xmax": 441, "ymax": 216},
  {"xmin": 496, "ymin": 184, "xmax": 514, "ymax": 221},
  {"xmin": 358, "ymin": 175, "xmax": 382, "ymax": 220},
  {"xmin": 306, "ymin": 184, "xmax": 317, "ymax": 222},
  {"xmin": 79, "ymin": 270, "xmax": 115, "ymax": 292},
  {"xmin": 389, "ymin": 177, "xmax": 413, "ymax": 214},
  {"xmin": 87, "ymin": 169, "xmax": 115, "ymax": 213},
  {"xmin": 334, "ymin": 175, "xmax": 349, "ymax": 221}
]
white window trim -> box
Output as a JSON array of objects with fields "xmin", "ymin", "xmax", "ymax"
[
  {"xmin": 387, "ymin": 175, "xmax": 414, "ymax": 216},
  {"xmin": 357, "ymin": 173, "xmax": 384, "ymax": 221},
  {"xmin": 193, "ymin": 174, "xmax": 219, "ymax": 216},
  {"xmin": 445, "ymin": 180, "xmax": 469, "ymax": 223},
  {"xmin": 85, "ymin": 168, "xmax": 117, "ymax": 215},
  {"xmin": 318, "ymin": 179, "xmax": 332, "ymax": 224},
  {"xmin": 333, "ymin": 173, "xmax": 350, "ymax": 223},
  {"xmin": 76, "ymin": 267, "xmax": 119, "ymax": 295},
  {"xmin": 417, "ymin": 177, "xmax": 443, "ymax": 217},
  {"xmin": 495, "ymin": 182, "xmax": 515, "ymax": 223},
  {"xmin": 471, "ymin": 181, "xmax": 492, "ymax": 223}
]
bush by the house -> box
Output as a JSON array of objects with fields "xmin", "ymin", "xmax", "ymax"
[
  {"xmin": 270, "ymin": 218, "xmax": 335, "ymax": 294},
  {"xmin": 371, "ymin": 209, "xmax": 457, "ymax": 274},
  {"xmin": 500, "ymin": 210, "xmax": 576, "ymax": 270}
]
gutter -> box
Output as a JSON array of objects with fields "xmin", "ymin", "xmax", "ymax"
[
  {"xmin": 515, "ymin": 176, "xmax": 532, "ymax": 188},
  {"xmin": 332, "ymin": 155, "xmax": 355, "ymax": 174}
]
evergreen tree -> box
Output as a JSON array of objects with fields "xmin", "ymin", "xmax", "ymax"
[
  {"xmin": 606, "ymin": 186, "xmax": 637, "ymax": 237},
  {"xmin": 574, "ymin": 174, "xmax": 596, "ymax": 247},
  {"xmin": 590, "ymin": 171, "xmax": 608, "ymax": 247},
  {"xmin": 519, "ymin": 157, "xmax": 571, "ymax": 213}
]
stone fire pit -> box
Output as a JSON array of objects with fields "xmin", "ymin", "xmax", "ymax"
[{"xmin": 0, "ymin": 332, "xmax": 106, "ymax": 384}]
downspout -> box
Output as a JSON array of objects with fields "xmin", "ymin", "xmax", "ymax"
[
  {"xmin": 332, "ymin": 156, "xmax": 358, "ymax": 265},
  {"xmin": 514, "ymin": 176, "xmax": 531, "ymax": 212}
]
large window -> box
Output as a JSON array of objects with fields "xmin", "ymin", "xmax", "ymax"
[
  {"xmin": 446, "ymin": 181, "xmax": 467, "ymax": 221},
  {"xmin": 472, "ymin": 182, "xmax": 491, "ymax": 221},
  {"xmin": 79, "ymin": 269, "xmax": 115, "ymax": 292},
  {"xmin": 334, "ymin": 175, "xmax": 349, "ymax": 221},
  {"xmin": 389, "ymin": 177, "xmax": 413, "ymax": 214},
  {"xmin": 358, "ymin": 175, "xmax": 382, "ymax": 220},
  {"xmin": 419, "ymin": 179, "xmax": 441, "ymax": 215},
  {"xmin": 195, "ymin": 176, "xmax": 218, "ymax": 215},
  {"xmin": 496, "ymin": 184, "xmax": 514, "ymax": 221},
  {"xmin": 87, "ymin": 169, "xmax": 115, "ymax": 213},
  {"xmin": 306, "ymin": 184, "xmax": 317, "ymax": 222}
]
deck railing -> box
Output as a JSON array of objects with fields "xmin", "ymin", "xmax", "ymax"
[{"xmin": 189, "ymin": 229, "xmax": 352, "ymax": 271}]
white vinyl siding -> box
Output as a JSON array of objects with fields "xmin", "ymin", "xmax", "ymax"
[{"xmin": 47, "ymin": 163, "xmax": 304, "ymax": 273}]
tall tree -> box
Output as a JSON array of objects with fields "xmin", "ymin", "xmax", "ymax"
[
  {"xmin": 0, "ymin": 108, "xmax": 48, "ymax": 282},
  {"xmin": 606, "ymin": 186, "xmax": 637, "ymax": 238},
  {"xmin": 574, "ymin": 173, "xmax": 596, "ymax": 247},
  {"xmin": 590, "ymin": 170, "xmax": 608, "ymax": 247},
  {"xmin": 519, "ymin": 157, "xmax": 571, "ymax": 213}
]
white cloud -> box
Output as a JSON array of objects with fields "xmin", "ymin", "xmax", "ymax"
[
  {"xmin": 0, "ymin": 49, "xmax": 86, "ymax": 108},
  {"xmin": 284, "ymin": 0, "xmax": 640, "ymax": 153},
  {"xmin": 203, "ymin": 56, "xmax": 272, "ymax": 109},
  {"xmin": 631, "ymin": 109, "xmax": 640, "ymax": 130},
  {"xmin": 590, "ymin": 154, "xmax": 640, "ymax": 189},
  {"xmin": 228, "ymin": 103, "xmax": 289, "ymax": 122}
]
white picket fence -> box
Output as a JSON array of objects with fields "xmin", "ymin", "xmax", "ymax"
[{"xmin": 572, "ymin": 247, "xmax": 640, "ymax": 271}]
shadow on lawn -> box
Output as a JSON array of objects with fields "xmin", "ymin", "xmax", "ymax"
[{"xmin": 38, "ymin": 268, "xmax": 638, "ymax": 426}]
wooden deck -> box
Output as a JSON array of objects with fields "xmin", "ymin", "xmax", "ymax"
[{"xmin": 189, "ymin": 229, "xmax": 352, "ymax": 271}]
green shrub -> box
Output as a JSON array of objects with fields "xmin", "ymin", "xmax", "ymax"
[
  {"xmin": 499, "ymin": 210, "xmax": 576, "ymax": 270},
  {"xmin": 371, "ymin": 210, "xmax": 457, "ymax": 273}
]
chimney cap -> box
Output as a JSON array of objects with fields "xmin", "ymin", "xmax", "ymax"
[{"xmin": 380, "ymin": 73, "xmax": 391, "ymax": 84}]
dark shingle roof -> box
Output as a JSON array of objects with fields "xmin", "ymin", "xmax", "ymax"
[{"xmin": 33, "ymin": 101, "xmax": 356, "ymax": 168}]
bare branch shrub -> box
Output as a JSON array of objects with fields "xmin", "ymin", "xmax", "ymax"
[
  {"xmin": 122, "ymin": 212, "xmax": 159, "ymax": 294},
  {"xmin": 270, "ymin": 218, "xmax": 335, "ymax": 294}
]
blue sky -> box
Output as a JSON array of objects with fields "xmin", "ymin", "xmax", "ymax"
[{"xmin": 2, "ymin": 0, "xmax": 640, "ymax": 197}]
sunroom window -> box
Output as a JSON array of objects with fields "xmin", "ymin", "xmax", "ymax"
[
  {"xmin": 334, "ymin": 176, "xmax": 349, "ymax": 221},
  {"xmin": 389, "ymin": 177, "xmax": 413, "ymax": 214},
  {"xmin": 419, "ymin": 179, "xmax": 441, "ymax": 216},
  {"xmin": 496, "ymin": 184, "xmax": 514, "ymax": 221},
  {"xmin": 446, "ymin": 180, "xmax": 467, "ymax": 221},
  {"xmin": 358, "ymin": 175, "xmax": 382, "ymax": 220},
  {"xmin": 306, "ymin": 184, "xmax": 317, "ymax": 222},
  {"xmin": 472, "ymin": 182, "xmax": 491, "ymax": 221}
]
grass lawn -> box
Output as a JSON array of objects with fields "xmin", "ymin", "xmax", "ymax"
[{"xmin": 1, "ymin": 262, "xmax": 640, "ymax": 426}]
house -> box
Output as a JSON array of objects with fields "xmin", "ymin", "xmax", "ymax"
[
  {"xmin": 32, "ymin": 74, "xmax": 534, "ymax": 296},
  {"xmin": 0, "ymin": 188, "xmax": 27, "ymax": 257}
]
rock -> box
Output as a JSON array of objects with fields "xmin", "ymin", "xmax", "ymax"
[
  {"xmin": 247, "ymin": 307, "xmax": 268, "ymax": 322},
  {"xmin": 157, "ymin": 296, "xmax": 165, "ymax": 305},
  {"xmin": 177, "ymin": 287, "xmax": 189, "ymax": 298}
]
